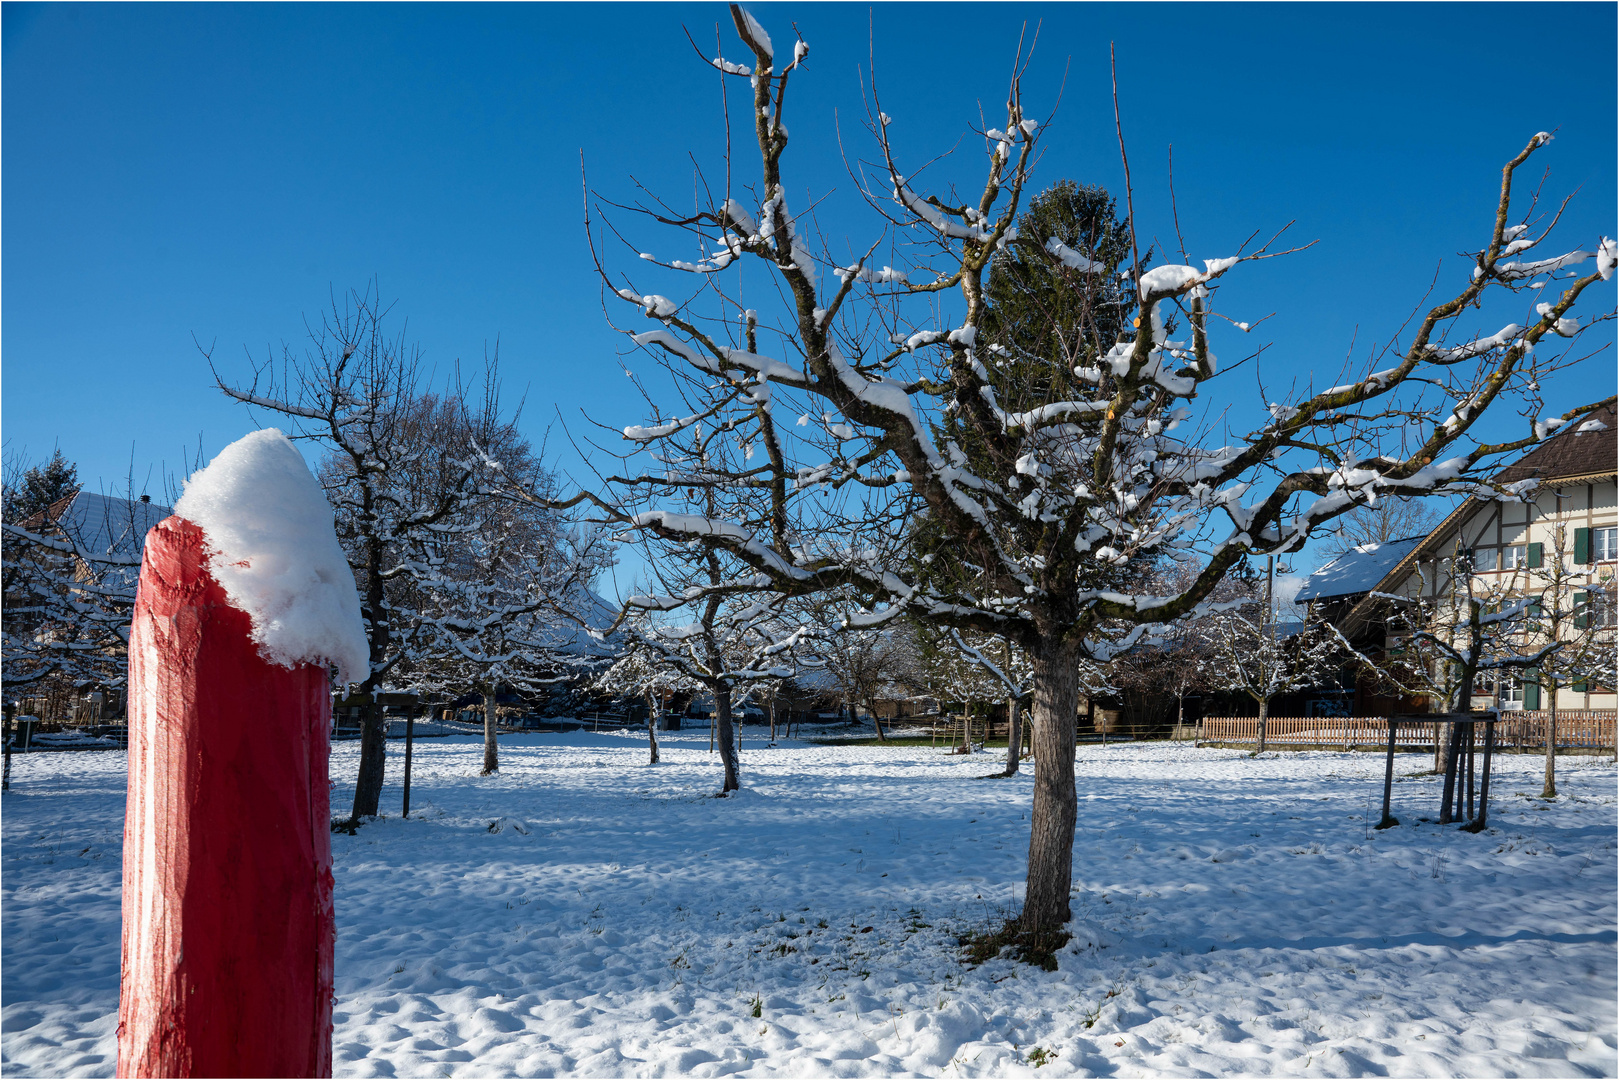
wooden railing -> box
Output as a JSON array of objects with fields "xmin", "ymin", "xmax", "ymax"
[{"xmin": 1200, "ymin": 711, "xmax": 1616, "ymax": 752}]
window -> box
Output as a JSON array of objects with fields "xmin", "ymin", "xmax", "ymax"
[
  {"xmin": 1596, "ymin": 527, "xmax": 1618, "ymax": 563},
  {"xmin": 1496, "ymin": 675, "xmax": 1542, "ymax": 710},
  {"xmin": 1502, "ymin": 544, "xmax": 1528, "ymax": 570},
  {"xmin": 1472, "ymin": 547, "xmax": 1498, "ymax": 572}
]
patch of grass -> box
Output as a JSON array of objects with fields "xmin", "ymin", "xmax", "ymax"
[
  {"xmin": 959, "ymin": 919, "xmax": 1070, "ymax": 972},
  {"xmin": 1026, "ymin": 1046, "xmax": 1054, "ymax": 1067}
]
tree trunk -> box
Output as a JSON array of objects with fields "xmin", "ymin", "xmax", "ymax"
[
  {"xmin": 350, "ymin": 701, "xmax": 387, "ymax": 820},
  {"xmin": 714, "ymin": 687, "xmax": 740, "ymax": 792},
  {"xmin": 1256, "ymin": 697, "xmax": 1269, "ymax": 754},
  {"xmin": 1002, "ymin": 696, "xmax": 1022, "ymax": 776},
  {"xmin": 481, "ymin": 685, "xmax": 499, "ymax": 776},
  {"xmin": 645, "ymin": 691, "xmax": 660, "ymax": 765},
  {"xmin": 1376, "ymin": 718, "xmax": 1399, "ymax": 829},
  {"xmin": 871, "ymin": 701, "xmax": 886, "ymax": 742},
  {"xmin": 1018, "ymin": 638, "xmax": 1081, "ymax": 933},
  {"xmin": 1439, "ymin": 720, "xmax": 1463, "ymax": 824},
  {"xmin": 1542, "ymin": 679, "xmax": 1558, "ymax": 798},
  {"xmin": 769, "ymin": 699, "xmax": 777, "ymax": 743},
  {"xmin": 1463, "ymin": 718, "xmax": 1496, "ymax": 833}
]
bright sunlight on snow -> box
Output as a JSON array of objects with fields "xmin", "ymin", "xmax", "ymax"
[
  {"xmin": 172, "ymin": 428, "xmax": 369, "ymax": 683},
  {"xmin": 3, "ymin": 732, "xmax": 1614, "ymax": 1077}
]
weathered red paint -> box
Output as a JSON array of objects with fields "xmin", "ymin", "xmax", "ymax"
[{"xmin": 119, "ymin": 517, "xmax": 334, "ymax": 1078}]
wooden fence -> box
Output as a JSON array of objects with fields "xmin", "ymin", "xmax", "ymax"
[{"xmin": 1200, "ymin": 711, "xmax": 1616, "ymax": 752}]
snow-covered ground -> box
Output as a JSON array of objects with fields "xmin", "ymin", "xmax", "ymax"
[{"xmin": 4, "ymin": 730, "xmax": 1615, "ymax": 1077}]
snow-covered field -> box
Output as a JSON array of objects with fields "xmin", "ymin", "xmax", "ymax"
[{"xmin": 4, "ymin": 730, "xmax": 1616, "ymax": 1078}]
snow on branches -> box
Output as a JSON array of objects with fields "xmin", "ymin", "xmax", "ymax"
[{"xmin": 571, "ymin": 6, "xmax": 1616, "ymax": 930}]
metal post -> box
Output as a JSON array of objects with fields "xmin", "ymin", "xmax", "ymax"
[
  {"xmin": 1464, "ymin": 721, "xmax": 1477, "ymax": 822},
  {"xmin": 1463, "ymin": 719, "xmax": 1496, "ymax": 833},
  {"xmin": 402, "ymin": 708, "xmax": 416, "ymax": 819}
]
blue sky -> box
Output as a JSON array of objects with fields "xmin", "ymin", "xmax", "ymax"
[{"xmin": 4, "ymin": 2, "xmax": 1615, "ymax": 589}]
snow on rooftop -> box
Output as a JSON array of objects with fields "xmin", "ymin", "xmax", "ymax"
[
  {"xmin": 173, "ymin": 428, "xmax": 369, "ymax": 683},
  {"xmin": 1295, "ymin": 536, "xmax": 1424, "ymax": 602},
  {"xmin": 42, "ymin": 490, "xmax": 171, "ymax": 562}
]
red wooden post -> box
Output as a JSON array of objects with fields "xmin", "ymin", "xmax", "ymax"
[{"xmin": 119, "ymin": 517, "xmax": 334, "ymax": 1078}]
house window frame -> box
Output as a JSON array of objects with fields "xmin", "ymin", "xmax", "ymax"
[{"xmin": 1595, "ymin": 526, "xmax": 1618, "ymax": 563}]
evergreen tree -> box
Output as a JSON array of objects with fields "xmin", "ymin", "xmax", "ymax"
[{"xmin": 4, "ymin": 448, "xmax": 80, "ymax": 520}]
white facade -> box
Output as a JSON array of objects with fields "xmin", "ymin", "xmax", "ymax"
[{"xmin": 1379, "ymin": 466, "xmax": 1616, "ymax": 712}]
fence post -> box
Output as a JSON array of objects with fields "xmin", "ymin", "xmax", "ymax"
[{"xmin": 118, "ymin": 518, "xmax": 334, "ymax": 1078}]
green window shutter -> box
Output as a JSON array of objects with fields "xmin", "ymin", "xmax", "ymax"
[
  {"xmin": 1528, "ymin": 600, "xmax": 1543, "ymax": 619},
  {"xmin": 1524, "ymin": 680, "xmax": 1541, "ymax": 710},
  {"xmin": 1527, "ymin": 542, "xmax": 1543, "ymax": 568},
  {"xmin": 1573, "ymin": 679, "xmax": 1590, "ymax": 693},
  {"xmin": 1574, "ymin": 592, "xmax": 1590, "ymax": 629},
  {"xmin": 1575, "ymin": 527, "xmax": 1591, "ymax": 564}
]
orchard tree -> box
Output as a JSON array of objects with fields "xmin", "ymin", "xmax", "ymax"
[
  {"xmin": 210, "ymin": 288, "xmax": 541, "ymax": 823},
  {"xmin": 617, "ymin": 532, "xmax": 818, "ymax": 792},
  {"xmin": 565, "ymin": 7, "xmax": 1617, "ymax": 936},
  {"xmin": 412, "ymin": 434, "xmax": 614, "ymax": 776},
  {"xmin": 594, "ymin": 643, "xmax": 700, "ymax": 764},
  {"xmin": 1, "ymin": 452, "xmax": 167, "ymax": 698},
  {"xmin": 946, "ymin": 629, "xmax": 1033, "ymax": 773},
  {"xmin": 1203, "ymin": 609, "xmax": 1341, "ymax": 753}
]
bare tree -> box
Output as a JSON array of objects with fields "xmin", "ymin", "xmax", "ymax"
[
  {"xmin": 594, "ymin": 643, "xmax": 700, "ymax": 764},
  {"xmin": 617, "ymin": 543, "xmax": 816, "ymax": 792},
  {"xmin": 1319, "ymin": 500, "xmax": 1451, "ymax": 559},
  {"xmin": 1203, "ymin": 609, "xmax": 1341, "ymax": 753},
  {"xmin": 1519, "ymin": 521, "xmax": 1616, "ymax": 797},
  {"xmin": 1, "ymin": 451, "xmax": 165, "ymax": 706},
  {"xmin": 810, "ymin": 595, "xmax": 916, "ymax": 740},
  {"xmin": 564, "ymin": 7, "xmax": 1615, "ymax": 935},
  {"xmin": 946, "ymin": 630, "xmax": 1033, "ymax": 774},
  {"xmin": 210, "ymin": 288, "xmax": 532, "ymax": 823}
]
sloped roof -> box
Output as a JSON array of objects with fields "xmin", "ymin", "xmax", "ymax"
[
  {"xmin": 534, "ymin": 587, "xmax": 622, "ymax": 659},
  {"xmin": 1495, "ymin": 401, "xmax": 1617, "ymax": 484},
  {"xmin": 1296, "ymin": 537, "xmax": 1425, "ymax": 602},
  {"xmin": 27, "ymin": 490, "xmax": 172, "ymax": 562},
  {"xmin": 1333, "ymin": 401, "xmax": 1618, "ymax": 637}
]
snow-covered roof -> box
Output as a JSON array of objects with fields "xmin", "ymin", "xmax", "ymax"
[
  {"xmin": 35, "ymin": 491, "xmax": 172, "ymax": 562},
  {"xmin": 1295, "ymin": 537, "xmax": 1424, "ymax": 602},
  {"xmin": 537, "ymin": 587, "xmax": 622, "ymax": 659}
]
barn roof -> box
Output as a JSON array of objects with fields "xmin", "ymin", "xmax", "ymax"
[
  {"xmin": 1296, "ymin": 537, "xmax": 1425, "ymax": 603},
  {"xmin": 26, "ymin": 490, "xmax": 172, "ymax": 562}
]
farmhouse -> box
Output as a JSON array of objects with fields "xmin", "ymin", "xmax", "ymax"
[{"xmin": 1320, "ymin": 402, "xmax": 1617, "ymax": 713}]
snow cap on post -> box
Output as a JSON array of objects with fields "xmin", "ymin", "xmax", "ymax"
[{"xmin": 173, "ymin": 428, "xmax": 368, "ymax": 684}]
